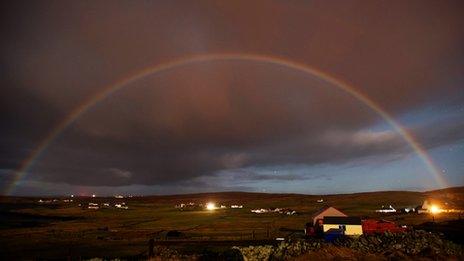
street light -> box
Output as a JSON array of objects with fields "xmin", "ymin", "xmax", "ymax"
[
  {"xmin": 206, "ymin": 202, "xmax": 216, "ymax": 211},
  {"xmin": 430, "ymin": 205, "xmax": 440, "ymax": 222}
]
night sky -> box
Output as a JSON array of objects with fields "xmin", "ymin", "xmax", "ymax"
[{"xmin": 1, "ymin": 1, "xmax": 463, "ymax": 196}]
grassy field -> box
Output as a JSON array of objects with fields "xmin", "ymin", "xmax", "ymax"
[{"xmin": 1, "ymin": 187, "xmax": 463, "ymax": 259}]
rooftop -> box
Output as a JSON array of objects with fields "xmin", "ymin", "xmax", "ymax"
[{"xmin": 323, "ymin": 216, "xmax": 362, "ymax": 225}]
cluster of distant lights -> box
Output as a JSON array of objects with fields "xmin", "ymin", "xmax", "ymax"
[
  {"xmin": 204, "ymin": 202, "xmax": 243, "ymax": 211},
  {"xmin": 69, "ymin": 194, "xmax": 128, "ymax": 198},
  {"xmin": 70, "ymin": 198, "xmax": 221, "ymax": 211},
  {"xmin": 76, "ymin": 194, "xmax": 96, "ymax": 197},
  {"xmin": 69, "ymin": 194, "xmax": 96, "ymax": 198},
  {"xmin": 67, "ymin": 198, "xmax": 446, "ymax": 215}
]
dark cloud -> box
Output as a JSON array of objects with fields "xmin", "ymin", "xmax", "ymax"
[
  {"xmin": 210, "ymin": 169, "xmax": 319, "ymax": 182},
  {"xmin": 1, "ymin": 0, "xmax": 463, "ymax": 193},
  {"xmin": 26, "ymin": 109, "xmax": 464, "ymax": 187}
]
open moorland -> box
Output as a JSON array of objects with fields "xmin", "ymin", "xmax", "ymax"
[{"xmin": 1, "ymin": 187, "xmax": 463, "ymax": 259}]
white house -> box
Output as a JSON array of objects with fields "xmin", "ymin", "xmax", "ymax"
[
  {"xmin": 88, "ymin": 203, "xmax": 99, "ymax": 209},
  {"xmin": 375, "ymin": 205, "xmax": 396, "ymax": 213}
]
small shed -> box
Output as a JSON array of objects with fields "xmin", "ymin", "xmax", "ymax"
[
  {"xmin": 323, "ymin": 216, "xmax": 362, "ymax": 236},
  {"xmin": 312, "ymin": 206, "xmax": 347, "ymax": 226}
]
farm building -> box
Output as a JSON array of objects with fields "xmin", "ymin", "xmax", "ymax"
[
  {"xmin": 323, "ymin": 216, "xmax": 363, "ymax": 236},
  {"xmin": 88, "ymin": 203, "xmax": 99, "ymax": 210},
  {"xmin": 375, "ymin": 205, "xmax": 397, "ymax": 213},
  {"xmin": 306, "ymin": 206, "xmax": 348, "ymax": 236},
  {"xmin": 311, "ymin": 206, "xmax": 347, "ymax": 225},
  {"xmin": 415, "ymin": 205, "xmax": 428, "ymax": 214},
  {"xmin": 401, "ymin": 206, "xmax": 416, "ymax": 213}
]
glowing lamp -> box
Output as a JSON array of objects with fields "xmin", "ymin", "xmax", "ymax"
[
  {"xmin": 206, "ymin": 202, "xmax": 216, "ymax": 210},
  {"xmin": 430, "ymin": 205, "xmax": 440, "ymax": 214}
]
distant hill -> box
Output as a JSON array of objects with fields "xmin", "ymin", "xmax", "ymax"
[
  {"xmin": 2, "ymin": 186, "xmax": 463, "ymax": 212},
  {"xmin": 127, "ymin": 186, "xmax": 464, "ymax": 215},
  {"xmin": 424, "ymin": 186, "xmax": 464, "ymax": 208}
]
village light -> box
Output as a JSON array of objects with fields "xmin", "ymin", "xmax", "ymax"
[
  {"xmin": 206, "ymin": 202, "xmax": 216, "ymax": 210},
  {"xmin": 430, "ymin": 205, "xmax": 440, "ymax": 214},
  {"xmin": 430, "ymin": 204, "xmax": 441, "ymax": 223}
]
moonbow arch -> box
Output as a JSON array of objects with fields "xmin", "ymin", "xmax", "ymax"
[{"xmin": 6, "ymin": 53, "xmax": 448, "ymax": 194}]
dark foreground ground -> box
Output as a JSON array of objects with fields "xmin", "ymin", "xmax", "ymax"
[{"xmin": 0, "ymin": 187, "xmax": 463, "ymax": 260}]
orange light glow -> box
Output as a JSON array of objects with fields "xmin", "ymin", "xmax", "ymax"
[{"xmin": 430, "ymin": 205, "xmax": 441, "ymax": 214}]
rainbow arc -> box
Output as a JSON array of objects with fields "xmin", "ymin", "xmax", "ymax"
[{"xmin": 5, "ymin": 53, "xmax": 447, "ymax": 195}]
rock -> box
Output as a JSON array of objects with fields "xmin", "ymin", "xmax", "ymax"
[{"xmin": 233, "ymin": 231, "xmax": 463, "ymax": 260}]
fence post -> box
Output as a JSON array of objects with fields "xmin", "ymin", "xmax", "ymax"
[{"xmin": 148, "ymin": 238, "xmax": 154, "ymax": 258}]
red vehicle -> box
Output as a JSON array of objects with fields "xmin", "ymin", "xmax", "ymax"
[
  {"xmin": 362, "ymin": 219, "xmax": 407, "ymax": 234},
  {"xmin": 305, "ymin": 220, "xmax": 324, "ymax": 237}
]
